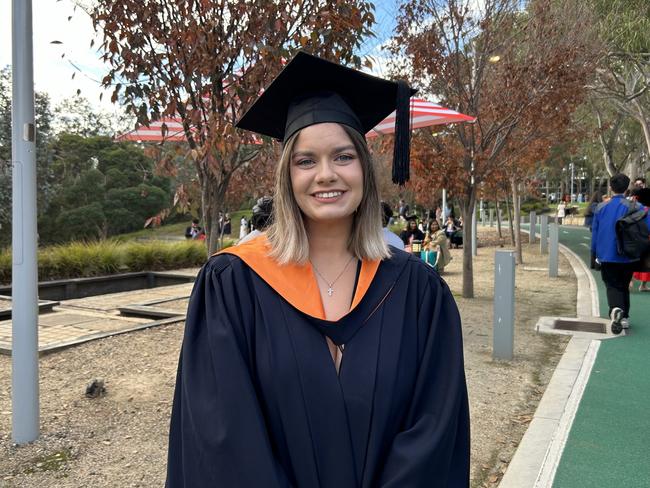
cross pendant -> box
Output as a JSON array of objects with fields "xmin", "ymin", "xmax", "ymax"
[{"xmin": 327, "ymin": 286, "xmax": 334, "ymax": 297}]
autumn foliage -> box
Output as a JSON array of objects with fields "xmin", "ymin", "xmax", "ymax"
[
  {"xmin": 389, "ymin": 0, "xmax": 598, "ymax": 296},
  {"xmin": 91, "ymin": 0, "xmax": 376, "ymax": 252}
]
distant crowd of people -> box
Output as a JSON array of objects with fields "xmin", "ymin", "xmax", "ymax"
[
  {"xmin": 185, "ymin": 198, "xmax": 274, "ymax": 244},
  {"xmin": 380, "ymin": 199, "xmax": 462, "ymax": 273}
]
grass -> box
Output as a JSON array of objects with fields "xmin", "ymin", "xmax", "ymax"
[
  {"xmin": 114, "ymin": 210, "xmax": 252, "ymax": 242},
  {"xmin": 22, "ymin": 448, "xmax": 73, "ymax": 475},
  {"xmin": 0, "ymin": 240, "xmax": 208, "ymax": 284}
]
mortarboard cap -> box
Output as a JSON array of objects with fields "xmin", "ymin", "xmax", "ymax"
[
  {"xmin": 405, "ymin": 214, "xmax": 418, "ymax": 222},
  {"xmin": 236, "ymin": 51, "xmax": 416, "ymax": 185}
]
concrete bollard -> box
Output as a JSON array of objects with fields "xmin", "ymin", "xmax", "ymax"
[
  {"xmin": 493, "ymin": 250, "xmax": 515, "ymax": 360},
  {"xmin": 529, "ymin": 211, "xmax": 537, "ymax": 244},
  {"xmin": 549, "ymin": 222, "xmax": 559, "ymax": 277},
  {"xmin": 540, "ymin": 215, "xmax": 548, "ymax": 255}
]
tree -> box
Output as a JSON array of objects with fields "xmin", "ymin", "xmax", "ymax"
[
  {"xmin": 0, "ymin": 66, "xmax": 55, "ymax": 248},
  {"xmin": 390, "ymin": 0, "xmax": 597, "ymax": 295},
  {"xmin": 39, "ymin": 135, "xmax": 172, "ymax": 242},
  {"xmin": 584, "ymin": 0, "xmax": 650, "ymax": 178},
  {"xmin": 91, "ymin": 0, "xmax": 376, "ymax": 253},
  {"xmin": 53, "ymin": 95, "xmax": 115, "ymax": 137}
]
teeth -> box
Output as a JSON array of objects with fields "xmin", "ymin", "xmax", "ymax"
[{"xmin": 315, "ymin": 191, "xmax": 342, "ymax": 198}]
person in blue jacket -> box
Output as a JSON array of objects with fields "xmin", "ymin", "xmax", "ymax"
[{"xmin": 591, "ymin": 173, "xmax": 650, "ymax": 331}]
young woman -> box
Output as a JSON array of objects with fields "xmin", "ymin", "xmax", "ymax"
[
  {"xmin": 423, "ymin": 219, "xmax": 453, "ymax": 272},
  {"xmin": 166, "ymin": 52, "xmax": 469, "ymax": 488},
  {"xmin": 399, "ymin": 215, "xmax": 425, "ymax": 247}
]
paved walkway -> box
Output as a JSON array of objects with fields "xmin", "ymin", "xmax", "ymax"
[
  {"xmin": 0, "ymin": 270, "xmax": 197, "ymax": 354},
  {"xmin": 551, "ymin": 225, "xmax": 650, "ymax": 487}
]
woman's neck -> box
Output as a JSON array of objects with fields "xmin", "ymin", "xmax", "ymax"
[{"xmin": 305, "ymin": 218, "xmax": 354, "ymax": 260}]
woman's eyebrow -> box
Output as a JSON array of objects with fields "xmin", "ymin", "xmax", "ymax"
[
  {"xmin": 292, "ymin": 150, "xmax": 315, "ymax": 159},
  {"xmin": 292, "ymin": 145, "xmax": 357, "ymax": 159},
  {"xmin": 331, "ymin": 145, "xmax": 356, "ymax": 154}
]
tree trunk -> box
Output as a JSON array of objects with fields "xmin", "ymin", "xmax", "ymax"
[
  {"xmin": 505, "ymin": 195, "xmax": 515, "ymax": 245},
  {"xmin": 633, "ymin": 100, "xmax": 650, "ymax": 159},
  {"xmin": 200, "ymin": 169, "xmax": 230, "ymax": 256},
  {"xmin": 511, "ymin": 177, "xmax": 523, "ymax": 265},
  {"xmin": 461, "ymin": 188, "xmax": 476, "ymax": 299}
]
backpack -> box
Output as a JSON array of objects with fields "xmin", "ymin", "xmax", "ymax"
[{"xmin": 615, "ymin": 200, "xmax": 650, "ymax": 260}]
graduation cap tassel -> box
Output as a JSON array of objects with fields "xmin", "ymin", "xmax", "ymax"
[{"xmin": 392, "ymin": 80, "xmax": 412, "ymax": 185}]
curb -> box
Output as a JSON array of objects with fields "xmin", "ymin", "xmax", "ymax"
[{"xmin": 498, "ymin": 234, "xmax": 602, "ymax": 488}]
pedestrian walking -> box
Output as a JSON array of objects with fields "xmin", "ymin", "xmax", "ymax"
[
  {"xmin": 630, "ymin": 188, "xmax": 650, "ymax": 291},
  {"xmin": 557, "ymin": 201, "xmax": 566, "ymax": 225},
  {"xmin": 591, "ymin": 174, "xmax": 650, "ymax": 332},
  {"xmin": 239, "ymin": 215, "xmax": 249, "ymax": 240}
]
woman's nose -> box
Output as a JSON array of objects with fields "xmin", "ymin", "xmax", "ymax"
[{"xmin": 315, "ymin": 160, "xmax": 337, "ymax": 183}]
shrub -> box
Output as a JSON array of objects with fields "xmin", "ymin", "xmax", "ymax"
[
  {"xmin": 55, "ymin": 203, "xmax": 106, "ymax": 241},
  {"xmin": 521, "ymin": 197, "xmax": 550, "ymax": 215},
  {"xmin": 0, "ymin": 240, "xmax": 207, "ymax": 284}
]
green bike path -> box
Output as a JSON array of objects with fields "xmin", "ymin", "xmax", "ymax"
[{"xmin": 549, "ymin": 225, "xmax": 650, "ymax": 487}]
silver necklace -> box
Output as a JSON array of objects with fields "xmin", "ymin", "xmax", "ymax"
[{"xmin": 310, "ymin": 255, "xmax": 356, "ymax": 297}]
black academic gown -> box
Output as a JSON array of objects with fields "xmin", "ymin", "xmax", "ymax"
[{"xmin": 166, "ymin": 246, "xmax": 470, "ymax": 488}]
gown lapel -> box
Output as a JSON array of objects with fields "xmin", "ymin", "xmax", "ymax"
[{"xmin": 245, "ymin": 249, "xmax": 411, "ymax": 487}]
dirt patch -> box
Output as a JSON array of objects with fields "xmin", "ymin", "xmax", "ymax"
[
  {"xmin": 0, "ymin": 229, "xmax": 576, "ymax": 487},
  {"xmin": 443, "ymin": 230, "xmax": 574, "ymax": 487}
]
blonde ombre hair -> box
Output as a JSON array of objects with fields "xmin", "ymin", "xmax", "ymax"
[{"xmin": 266, "ymin": 125, "xmax": 390, "ymax": 264}]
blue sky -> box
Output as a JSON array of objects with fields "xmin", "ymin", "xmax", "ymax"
[{"xmin": 0, "ymin": 0, "xmax": 402, "ymax": 109}]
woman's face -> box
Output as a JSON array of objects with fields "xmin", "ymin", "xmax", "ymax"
[
  {"xmin": 290, "ymin": 123, "xmax": 363, "ymax": 226},
  {"xmin": 430, "ymin": 221, "xmax": 439, "ymax": 232},
  {"xmin": 408, "ymin": 220, "xmax": 417, "ymax": 230}
]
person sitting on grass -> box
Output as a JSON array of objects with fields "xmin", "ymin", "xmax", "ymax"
[
  {"xmin": 423, "ymin": 219, "xmax": 452, "ymax": 273},
  {"xmin": 399, "ymin": 215, "xmax": 425, "ymax": 249},
  {"xmin": 184, "ymin": 219, "xmax": 203, "ymax": 240}
]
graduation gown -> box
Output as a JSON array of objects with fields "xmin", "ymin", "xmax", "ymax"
[{"xmin": 166, "ymin": 237, "xmax": 470, "ymax": 488}]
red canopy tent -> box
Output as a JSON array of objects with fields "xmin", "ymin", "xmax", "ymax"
[
  {"xmin": 117, "ymin": 98, "xmax": 474, "ymax": 142},
  {"xmin": 117, "ymin": 117, "xmax": 188, "ymax": 142},
  {"xmin": 366, "ymin": 98, "xmax": 475, "ymax": 137}
]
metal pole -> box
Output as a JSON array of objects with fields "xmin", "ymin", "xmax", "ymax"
[
  {"xmin": 480, "ymin": 200, "xmax": 485, "ymax": 226},
  {"xmin": 529, "ymin": 211, "xmax": 537, "ymax": 244},
  {"xmin": 472, "ymin": 203, "xmax": 477, "ymax": 256},
  {"xmin": 442, "ymin": 189, "xmax": 447, "ymax": 222},
  {"xmin": 570, "ymin": 162, "xmax": 575, "ymax": 202},
  {"xmin": 493, "ymin": 250, "xmax": 515, "ymax": 360},
  {"xmin": 11, "ymin": 0, "xmax": 39, "ymax": 444},
  {"xmin": 549, "ymin": 222, "xmax": 559, "ymax": 278},
  {"xmin": 540, "ymin": 214, "xmax": 548, "ymax": 254}
]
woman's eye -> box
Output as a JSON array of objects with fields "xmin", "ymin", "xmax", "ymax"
[
  {"xmin": 335, "ymin": 154, "xmax": 355, "ymax": 163},
  {"xmin": 296, "ymin": 159, "xmax": 315, "ymax": 167}
]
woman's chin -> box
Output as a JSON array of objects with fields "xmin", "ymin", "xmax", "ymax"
[{"xmin": 303, "ymin": 210, "xmax": 356, "ymax": 226}]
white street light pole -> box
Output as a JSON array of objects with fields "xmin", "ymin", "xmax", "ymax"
[{"xmin": 12, "ymin": 0, "xmax": 40, "ymax": 444}]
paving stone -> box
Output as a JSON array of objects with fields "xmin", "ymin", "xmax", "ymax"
[{"xmin": 38, "ymin": 313, "xmax": 96, "ymax": 327}]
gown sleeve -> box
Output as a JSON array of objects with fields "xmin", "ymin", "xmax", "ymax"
[
  {"xmin": 165, "ymin": 256, "xmax": 292, "ymax": 488},
  {"xmin": 378, "ymin": 272, "xmax": 470, "ymax": 488}
]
